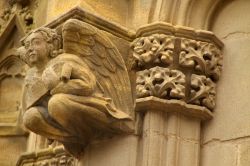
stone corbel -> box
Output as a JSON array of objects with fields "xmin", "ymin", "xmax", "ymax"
[
  {"xmin": 131, "ymin": 22, "xmax": 223, "ymax": 166},
  {"xmin": 19, "ymin": 18, "xmax": 135, "ymax": 159}
]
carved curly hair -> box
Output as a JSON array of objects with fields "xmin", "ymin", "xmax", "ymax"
[{"xmin": 21, "ymin": 27, "xmax": 62, "ymax": 58}]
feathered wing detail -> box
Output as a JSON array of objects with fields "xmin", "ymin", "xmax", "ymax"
[{"xmin": 62, "ymin": 19, "xmax": 134, "ymax": 116}]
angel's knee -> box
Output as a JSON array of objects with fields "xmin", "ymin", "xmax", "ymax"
[
  {"xmin": 48, "ymin": 94, "xmax": 68, "ymax": 118},
  {"xmin": 23, "ymin": 107, "xmax": 44, "ymax": 132}
]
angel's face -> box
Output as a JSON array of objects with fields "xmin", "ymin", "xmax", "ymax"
[{"xmin": 24, "ymin": 32, "xmax": 50, "ymax": 68}]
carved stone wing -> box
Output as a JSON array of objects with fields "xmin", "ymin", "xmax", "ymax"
[{"xmin": 62, "ymin": 19, "xmax": 134, "ymax": 116}]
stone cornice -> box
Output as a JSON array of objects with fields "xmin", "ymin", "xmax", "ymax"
[
  {"xmin": 45, "ymin": 6, "xmax": 136, "ymax": 41},
  {"xmin": 136, "ymin": 22, "xmax": 223, "ymax": 49}
]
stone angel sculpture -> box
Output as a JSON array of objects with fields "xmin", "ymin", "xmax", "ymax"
[{"xmin": 19, "ymin": 19, "xmax": 134, "ymax": 157}]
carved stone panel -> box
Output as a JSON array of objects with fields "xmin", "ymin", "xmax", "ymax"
[
  {"xmin": 131, "ymin": 34, "xmax": 174, "ymax": 68},
  {"xmin": 179, "ymin": 39, "xmax": 222, "ymax": 81},
  {"xmin": 131, "ymin": 23, "xmax": 223, "ymax": 112},
  {"xmin": 17, "ymin": 146, "xmax": 76, "ymax": 166},
  {"xmin": 189, "ymin": 74, "xmax": 216, "ymax": 110},
  {"xmin": 0, "ymin": 1, "xmax": 34, "ymax": 36},
  {"xmin": 136, "ymin": 66, "xmax": 185, "ymax": 99}
]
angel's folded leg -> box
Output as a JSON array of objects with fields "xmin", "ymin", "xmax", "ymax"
[
  {"xmin": 48, "ymin": 94, "xmax": 114, "ymax": 139},
  {"xmin": 23, "ymin": 106, "xmax": 79, "ymax": 142}
]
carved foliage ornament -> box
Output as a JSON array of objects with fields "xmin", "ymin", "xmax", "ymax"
[
  {"xmin": 131, "ymin": 34, "xmax": 174, "ymax": 68},
  {"xmin": 132, "ymin": 33, "xmax": 222, "ymax": 111},
  {"xmin": 136, "ymin": 66, "xmax": 185, "ymax": 99},
  {"xmin": 180, "ymin": 39, "xmax": 222, "ymax": 81},
  {"xmin": 189, "ymin": 74, "xmax": 216, "ymax": 110}
]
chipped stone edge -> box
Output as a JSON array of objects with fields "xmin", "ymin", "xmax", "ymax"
[{"xmin": 135, "ymin": 96, "xmax": 213, "ymax": 121}]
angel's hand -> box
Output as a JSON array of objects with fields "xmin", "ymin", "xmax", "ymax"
[{"xmin": 60, "ymin": 63, "xmax": 72, "ymax": 83}]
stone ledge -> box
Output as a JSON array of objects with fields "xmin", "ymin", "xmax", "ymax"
[
  {"xmin": 135, "ymin": 96, "xmax": 213, "ymax": 120},
  {"xmin": 135, "ymin": 22, "xmax": 223, "ymax": 49},
  {"xmin": 45, "ymin": 6, "xmax": 136, "ymax": 41}
]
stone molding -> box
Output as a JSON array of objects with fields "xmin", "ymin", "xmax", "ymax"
[
  {"xmin": 136, "ymin": 96, "xmax": 212, "ymax": 120},
  {"xmin": 0, "ymin": 1, "xmax": 33, "ymax": 136},
  {"xmin": 0, "ymin": 55, "xmax": 26, "ymax": 136},
  {"xmin": 16, "ymin": 146, "xmax": 76, "ymax": 166},
  {"xmin": 135, "ymin": 22, "xmax": 223, "ymax": 48},
  {"xmin": 45, "ymin": 7, "xmax": 135, "ymax": 42},
  {"xmin": 131, "ymin": 23, "xmax": 223, "ymax": 114},
  {"xmin": 0, "ymin": 2, "xmax": 34, "ymax": 37}
]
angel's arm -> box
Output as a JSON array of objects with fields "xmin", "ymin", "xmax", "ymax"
[{"xmin": 50, "ymin": 64, "xmax": 96, "ymax": 96}]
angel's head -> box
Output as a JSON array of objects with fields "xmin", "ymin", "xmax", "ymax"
[{"xmin": 20, "ymin": 27, "xmax": 62, "ymax": 68}]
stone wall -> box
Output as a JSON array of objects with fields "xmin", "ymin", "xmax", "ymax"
[
  {"xmin": 0, "ymin": 0, "xmax": 249, "ymax": 166},
  {"xmin": 201, "ymin": 1, "xmax": 250, "ymax": 166}
]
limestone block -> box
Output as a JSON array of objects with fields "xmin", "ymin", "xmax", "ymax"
[
  {"xmin": 165, "ymin": 113, "xmax": 200, "ymax": 166},
  {"xmin": 203, "ymin": 36, "xmax": 250, "ymax": 142},
  {"xmin": 79, "ymin": 135, "xmax": 138, "ymax": 166},
  {"xmin": 140, "ymin": 110, "xmax": 167, "ymax": 166},
  {"xmin": 0, "ymin": 137, "xmax": 27, "ymax": 166},
  {"xmin": 178, "ymin": 140, "xmax": 199, "ymax": 166},
  {"xmin": 201, "ymin": 142, "xmax": 237, "ymax": 166},
  {"xmin": 212, "ymin": 0, "xmax": 250, "ymax": 39},
  {"xmin": 46, "ymin": 0, "xmax": 130, "ymax": 27},
  {"xmin": 238, "ymin": 140, "xmax": 250, "ymax": 166},
  {"xmin": 178, "ymin": 114, "xmax": 200, "ymax": 141}
]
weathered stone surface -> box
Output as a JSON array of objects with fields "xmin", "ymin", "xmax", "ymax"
[
  {"xmin": 136, "ymin": 67, "xmax": 185, "ymax": 99},
  {"xmin": 0, "ymin": 137, "xmax": 27, "ymax": 166},
  {"xmin": 203, "ymin": 0, "xmax": 250, "ymax": 142},
  {"xmin": 79, "ymin": 135, "xmax": 138, "ymax": 166},
  {"xmin": 20, "ymin": 19, "xmax": 134, "ymax": 158},
  {"xmin": 0, "ymin": 0, "xmax": 250, "ymax": 166},
  {"xmin": 238, "ymin": 140, "xmax": 250, "ymax": 166},
  {"xmin": 201, "ymin": 141, "xmax": 237, "ymax": 166},
  {"xmin": 17, "ymin": 145, "xmax": 76, "ymax": 166}
]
